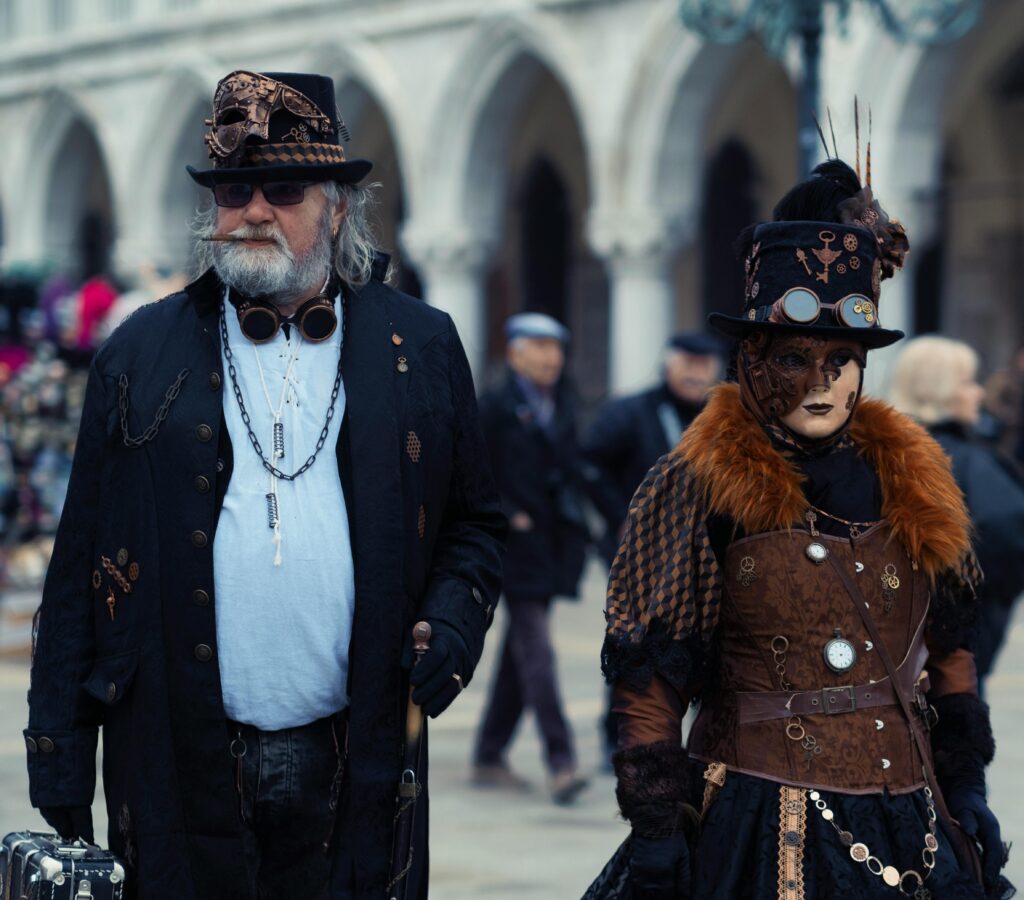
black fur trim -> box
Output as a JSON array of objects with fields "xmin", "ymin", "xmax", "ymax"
[
  {"xmin": 614, "ymin": 741, "xmax": 690, "ymax": 826},
  {"xmin": 928, "ymin": 566, "xmax": 981, "ymax": 657},
  {"xmin": 601, "ymin": 621, "xmax": 715, "ymax": 694},
  {"xmin": 931, "ymin": 692, "xmax": 996, "ymax": 787}
]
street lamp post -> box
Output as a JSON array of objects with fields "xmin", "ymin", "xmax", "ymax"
[{"xmin": 679, "ymin": 0, "xmax": 982, "ymax": 174}]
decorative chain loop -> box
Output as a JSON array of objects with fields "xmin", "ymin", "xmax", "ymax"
[
  {"xmin": 119, "ymin": 369, "xmax": 191, "ymax": 448},
  {"xmin": 219, "ymin": 301, "xmax": 344, "ymax": 482}
]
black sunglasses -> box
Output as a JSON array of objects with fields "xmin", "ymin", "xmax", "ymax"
[{"xmin": 212, "ymin": 182, "xmax": 315, "ymax": 208}]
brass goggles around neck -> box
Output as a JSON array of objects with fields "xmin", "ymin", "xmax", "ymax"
[
  {"xmin": 232, "ymin": 290, "xmax": 337, "ymax": 344},
  {"xmin": 752, "ymin": 287, "xmax": 879, "ymax": 330}
]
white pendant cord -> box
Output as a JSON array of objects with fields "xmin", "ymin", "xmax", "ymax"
[{"xmin": 253, "ymin": 337, "xmax": 302, "ymax": 567}]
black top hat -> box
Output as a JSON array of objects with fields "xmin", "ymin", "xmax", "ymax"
[
  {"xmin": 187, "ymin": 71, "xmax": 373, "ymax": 187},
  {"xmin": 708, "ymin": 220, "xmax": 904, "ymax": 349}
]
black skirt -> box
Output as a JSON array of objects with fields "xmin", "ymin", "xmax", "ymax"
[{"xmin": 583, "ymin": 770, "xmax": 1010, "ymax": 899}]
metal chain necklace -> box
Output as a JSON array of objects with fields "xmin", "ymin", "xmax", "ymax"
[
  {"xmin": 806, "ymin": 505, "xmax": 882, "ymax": 540},
  {"xmin": 219, "ymin": 299, "xmax": 344, "ymax": 485}
]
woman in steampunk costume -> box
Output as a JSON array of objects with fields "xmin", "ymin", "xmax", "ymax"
[{"xmin": 585, "ymin": 159, "xmax": 1013, "ymax": 900}]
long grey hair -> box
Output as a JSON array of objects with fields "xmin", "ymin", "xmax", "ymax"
[{"xmin": 191, "ymin": 181, "xmax": 386, "ymax": 287}]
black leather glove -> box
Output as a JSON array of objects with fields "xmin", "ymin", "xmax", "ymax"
[
  {"xmin": 39, "ymin": 806, "xmax": 94, "ymax": 843},
  {"xmin": 945, "ymin": 776, "xmax": 1005, "ymax": 894},
  {"xmin": 407, "ymin": 621, "xmax": 472, "ymax": 718},
  {"xmin": 630, "ymin": 832, "xmax": 690, "ymax": 900}
]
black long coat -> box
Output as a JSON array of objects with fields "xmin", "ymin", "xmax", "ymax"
[
  {"xmin": 477, "ymin": 375, "xmax": 587, "ymax": 600},
  {"xmin": 581, "ymin": 385, "xmax": 699, "ymax": 562},
  {"xmin": 24, "ymin": 266, "xmax": 506, "ymax": 899}
]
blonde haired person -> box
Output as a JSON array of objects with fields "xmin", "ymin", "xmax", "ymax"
[{"xmin": 891, "ymin": 336, "xmax": 1024, "ymax": 694}]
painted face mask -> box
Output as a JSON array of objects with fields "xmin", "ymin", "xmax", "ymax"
[
  {"xmin": 740, "ymin": 333, "xmax": 866, "ymax": 420},
  {"xmin": 204, "ymin": 70, "xmax": 335, "ymax": 165}
]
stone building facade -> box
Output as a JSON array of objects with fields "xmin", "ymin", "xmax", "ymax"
[{"xmin": 0, "ymin": 0, "xmax": 1020, "ymax": 397}]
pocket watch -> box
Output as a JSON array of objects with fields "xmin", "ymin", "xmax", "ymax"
[{"xmin": 823, "ymin": 628, "xmax": 857, "ymax": 673}]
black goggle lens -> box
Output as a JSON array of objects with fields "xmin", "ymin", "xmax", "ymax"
[
  {"xmin": 780, "ymin": 288, "xmax": 820, "ymax": 323},
  {"xmin": 300, "ymin": 305, "xmax": 337, "ymax": 342},
  {"xmin": 213, "ymin": 182, "xmax": 310, "ymax": 208},
  {"xmin": 837, "ymin": 295, "xmax": 876, "ymax": 329}
]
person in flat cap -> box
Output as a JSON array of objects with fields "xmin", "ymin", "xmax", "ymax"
[
  {"xmin": 471, "ymin": 312, "xmax": 590, "ymax": 804},
  {"xmin": 581, "ymin": 331, "xmax": 724, "ymax": 767},
  {"xmin": 25, "ymin": 70, "xmax": 505, "ymax": 899},
  {"xmin": 585, "ymin": 159, "xmax": 1013, "ymax": 900}
]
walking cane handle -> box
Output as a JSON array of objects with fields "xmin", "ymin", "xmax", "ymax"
[{"xmin": 412, "ymin": 621, "xmax": 432, "ymax": 658}]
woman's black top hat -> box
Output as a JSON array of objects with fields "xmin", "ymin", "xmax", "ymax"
[
  {"xmin": 187, "ymin": 70, "xmax": 372, "ymax": 187},
  {"xmin": 708, "ymin": 220, "xmax": 905, "ymax": 349}
]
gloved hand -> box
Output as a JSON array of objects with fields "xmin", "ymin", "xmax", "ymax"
[
  {"xmin": 630, "ymin": 832, "xmax": 690, "ymax": 900},
  {"xmin": 39, "ymin": 806, "xmax": 94, "ymax": 843},
  {"xmin": 946, "ymin": 777, "xmax": 1006, "ymax": 895},
  {"xmin": 406, "ymin": 621, "xmax": 472, "ymax": 718}
]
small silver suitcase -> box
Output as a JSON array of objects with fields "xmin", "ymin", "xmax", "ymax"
[{"xmin": 0, "ymin": 830, "xmax": 126, "ymax": 899}]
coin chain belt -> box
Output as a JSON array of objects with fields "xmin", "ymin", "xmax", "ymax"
[{"xmin": 808, "ymin": 787, "xmax": 937, "ymax": 898}]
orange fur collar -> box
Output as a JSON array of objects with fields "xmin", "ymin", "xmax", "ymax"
[{"xmin": 677, "ymin": 384, "xmax": 971, "ymax": 580}]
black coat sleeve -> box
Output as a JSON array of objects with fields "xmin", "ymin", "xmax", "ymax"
[
  {"xmin": 25, "ymin": 358, "xmax": 110, "ymax": 808},
  {"xmin": 418, "ymin": 320, "xmax": 507, "ymax": 673},
  {"xmin": 580, "ymin": 398, "xmax": 638, "ymax": 533}
]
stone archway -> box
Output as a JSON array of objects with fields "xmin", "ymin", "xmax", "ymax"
[
  {"xmin": 335, "ymin": 78, "xmax": 415, "ymax": 295},
  {"xmin": 459, "ymin": 50, "xmax": 606, "ymax": 396},
  {"xmin": 890, "ymin": 0, "xmax": 1024, "ymax": 368},
  {"xmin": 44, "ymin": 116, "xmax": 115, "ymax": 279}
]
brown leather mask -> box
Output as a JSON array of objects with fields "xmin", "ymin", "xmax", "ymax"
[
  {"xmin": 740, "ymin": 332, "xmax": 866, "ymax": 420},
  {"xmin": 204, "ymin": 71, "xmax": 334, "ymax": 165}
]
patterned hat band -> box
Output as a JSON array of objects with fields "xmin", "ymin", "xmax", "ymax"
[{"xmin": 229, "ymin": 141, "xmax": 349, "ymax": 169}]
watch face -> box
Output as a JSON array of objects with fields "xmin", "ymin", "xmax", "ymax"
[{"xmin": 824, "ymin": 638, "xmax": 856, "ymax": 673}]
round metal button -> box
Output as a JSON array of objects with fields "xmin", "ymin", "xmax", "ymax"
[
  {"xmin": 191, "ymin": 530, "xmax": 208, "ymax": 548},
  {"xmin": 37, "ymin": 737, "xmax": 55, "ymax": 753},
  {"xmin": 875, "ymin": 719, "xmax": 884, "ymax": 730},
  {"xmin": 193, "ymin": 589, "xmax": 210, "ymax": 607},
  {"xmin": 209, "ymin": 372, "xmax": 222, "ymax": 391},
  {"xmin": 106, "ymin": 683, "xmax": 117, "ymax": 703},
  {"xmin": 195, "ymin": 424, "xmax": 213, "ymax": 443},
  {"xmin": 194, "ymin": 644, "xmax": 213, "ymax": 662},
  {"xmin": 117, "ymin": 548, "xmax": 129, "ymax": 567},
  {"xmin": 194, "ymin": 476, "xmax": 211, "ymax": 494},
  {"xmin": 881, "ymin": 758, "xmax": 891, "ymax": 769},
  {"xmin": 25, "ymin": 736, "xmax": 37, "ymax": 753},
  {"xmin": 216, "ymin": 458, "xmax": 225, "ymax": 473},
  {"xmin": 805, "ymin": 542, "xmax": 828, "ymax": 564}
]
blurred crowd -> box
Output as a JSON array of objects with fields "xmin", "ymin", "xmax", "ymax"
[{"xmin": 0, "ymin": 265, "xmax": 185, "ymax": 589}]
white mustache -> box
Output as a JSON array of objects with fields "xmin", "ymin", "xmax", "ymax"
[{"xmin": 223, "ymin": 225, "xmax": 294, "ymax": 259}]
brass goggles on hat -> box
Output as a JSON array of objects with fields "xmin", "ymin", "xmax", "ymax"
[{"xmin": 765, "ymin": 287, "xmax": 879, "ymax": 329}]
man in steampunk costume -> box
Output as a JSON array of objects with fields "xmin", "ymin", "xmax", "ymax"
[
  {"xmin": 585, "ymin": 159, "xmax": 1013, "ymax": 899},
  {"xmin": 24, "ymin": 70, "xmax": 505, "ymax": 899}
]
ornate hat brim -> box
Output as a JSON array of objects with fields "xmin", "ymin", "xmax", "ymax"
[
  {"xmin": 707, "ymin": 312, "xmax": 904, "ymax": 349},
  {"xmin": 186, "ymin": 159, "xmax": 373, "ymax": 187}
]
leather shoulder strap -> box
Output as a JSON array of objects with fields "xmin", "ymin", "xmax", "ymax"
[{"xmin": 826, "ymin": 552, "xmax": 983, "ymax": 882}]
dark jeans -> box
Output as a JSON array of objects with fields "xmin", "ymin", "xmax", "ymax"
[
  {"xmin": 474, "ymin": 593, "xmax": 575, "ymax": 773},
  {"xmin": 228, "ymin": 712, "xmax": 346, "ymax": 900}
]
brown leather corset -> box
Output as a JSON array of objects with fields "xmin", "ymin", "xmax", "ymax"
[{"xmin": 688, "ymin": 522, "xmax": 933, "ymax": 794}]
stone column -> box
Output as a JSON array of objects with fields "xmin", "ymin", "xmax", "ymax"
[{"xmin": 402, "ymin": 228, "xmax": 494, "ymax": 383}]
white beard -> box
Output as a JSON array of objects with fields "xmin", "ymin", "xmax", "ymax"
[{"xmin": 212, "ymin": 207, "xmax": 335, "ymax": 302}]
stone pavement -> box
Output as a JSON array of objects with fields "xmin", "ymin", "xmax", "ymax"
[{"xmin": 0, "ymin": 564, "xmax": 1020, "ymax": 898}]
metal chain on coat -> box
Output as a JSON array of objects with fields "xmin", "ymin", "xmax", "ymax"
[
  {"xmin": 219, "ymin": 301, "xmax": 344, "ymax": 482},
  {"xmin": 119, "ymin": 369, "xmax": 191, "ymax": 447}
]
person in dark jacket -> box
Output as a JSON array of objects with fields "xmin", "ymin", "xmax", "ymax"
[
  {"xmin": 471, "ymin": 312, "xmax": 590, "ymax": 804},
  {"xmin": 25, "ymin": 70, "xmax": 505, "ymax": 900},
  {"xmin": 582, "ymin": 332, "xmax": 724, "ymax": 565},
  {"xmin": 891, "ymin": 335, "xmax": 1024, "ymax": 694}
]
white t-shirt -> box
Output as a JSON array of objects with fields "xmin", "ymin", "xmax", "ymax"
[{"xmin": 213, "ymin": 294, "xmax": 355, "ymax": 730}]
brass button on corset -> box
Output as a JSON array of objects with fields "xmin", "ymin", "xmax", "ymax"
[
  {"xmin": 37, "ymin": 737, "xmax": 55, "ymax": 753},
  {"xmin": 209, "ymin": 372, "xmax": 222, "ymax": 391},
  {"xmin": 194, "ymin": 475, "xmax": 211, "ymax": 494},
  {"xmin": 193, "ymin": 589, "xmax": 210, "ymax": 607},
  {"xmin": 191, "ymin": 530, "xmax": 208, "ymax": 548},
  {"xmin": 194, "ymin": 644, "xmax": 213, "ymax": 662},
  {"xmin": 195, "ymin": 424, "xmax": 213, "ymax": 443}
]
